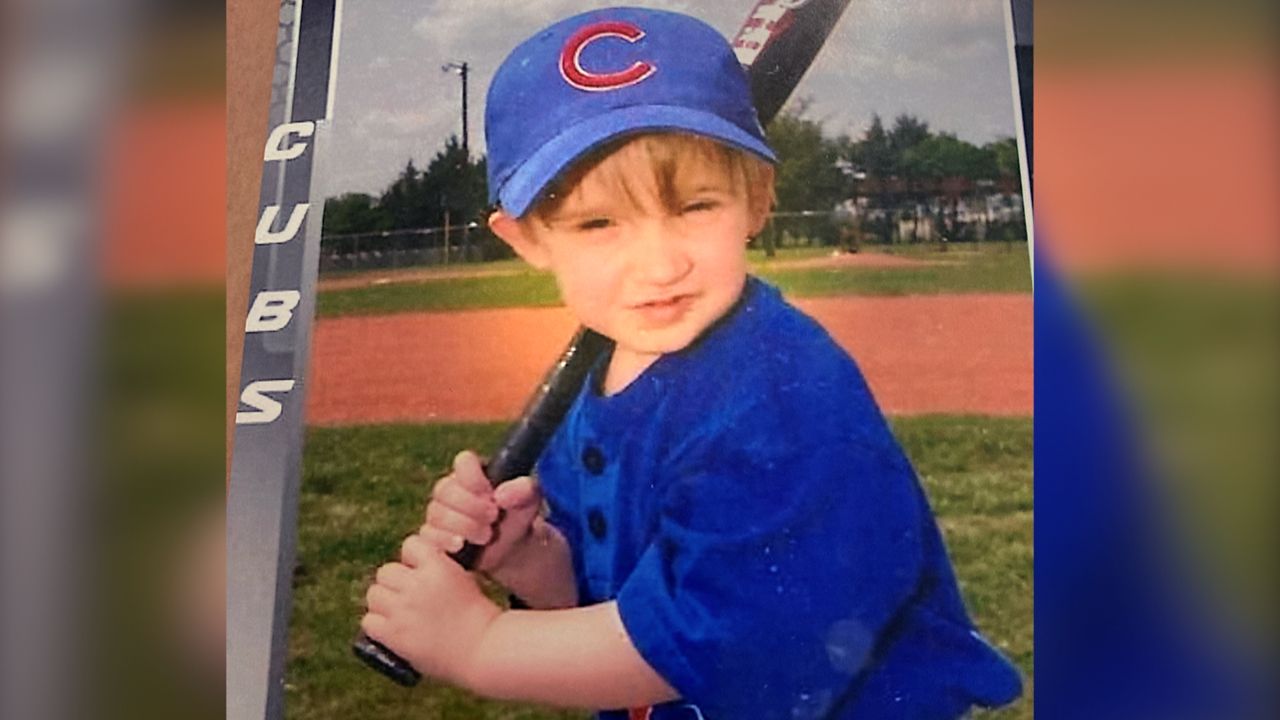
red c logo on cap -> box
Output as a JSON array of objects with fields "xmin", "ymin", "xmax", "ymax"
[{"xmin": 560, "ymin": 21, "xmax": 656, "ymax": 92}]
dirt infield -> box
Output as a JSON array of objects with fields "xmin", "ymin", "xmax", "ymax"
[{"xmin": 306, "ymin": 294, "xmax": 1030, "ymax": 425}]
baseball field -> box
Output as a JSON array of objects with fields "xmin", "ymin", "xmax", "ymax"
[{"xmin": 287, "ymin": 244, "xmax": 1034, "ymax": 719}]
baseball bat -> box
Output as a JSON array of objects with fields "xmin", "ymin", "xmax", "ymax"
[{"xmin": 354, "ymin": 0, "xmax": 856, "ymax": 686}]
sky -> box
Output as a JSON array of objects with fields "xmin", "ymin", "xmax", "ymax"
[{"xmin": 321, "ymin": 0, "xmax": 1019, "ymax": 197}]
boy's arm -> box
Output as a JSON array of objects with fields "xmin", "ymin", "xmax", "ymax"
[
  {"xmin": 467, "ymin": 602, "xmax": 679, "ymax": 709},
  {"xmin": 363, "ymin": 535, "xmax": 678, "ymax": 710},
  {"xmin": 484, "ymin": 515, "xmax": 578, "ymax": 610}
]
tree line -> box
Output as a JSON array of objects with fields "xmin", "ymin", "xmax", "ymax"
[
  {"xmin": 765, "ymin": 103, "xmax": 1023, "ymax": 248},
  {"xmin": 321, "ymin": 107, "xmax": 1023, "ymax": 256},
  {"xmin": 323, "ymin": 134, "xmax": 488, "ymax": 235}
]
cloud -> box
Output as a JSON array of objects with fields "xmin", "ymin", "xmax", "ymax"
[
  {"xmin": 326, "ymin": 0, "xmax": 1018, "ymax": 194},
  {"xmin": 889, "ymin": 55, "xmax": 943, "ymax": 81},
  {"xmin": 353, "ymin": 108, "xmax": 443, "ymax": 140},
  {"xmin": 410, "ymin": 0, "xmax": 701, "ymax": 56},
  {"xmin": 846, "ymin": 0, "xmax": 1005, "ymax": 72}
]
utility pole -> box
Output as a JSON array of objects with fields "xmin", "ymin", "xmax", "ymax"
[{"xmin": 441, "ymin": 61, "xmax": 469, "ymax": 158}]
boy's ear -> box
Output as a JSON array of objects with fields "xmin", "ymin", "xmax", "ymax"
[
  {"xmin": 489, "ymin": 210, "xmax": 550, "ymax": 269},
  {"xmin": 746, "ymin": 165, "xmax": 776, "ymax": 238},
  {"xmin": 748, "ymin": 203, "xmax": 770, "ymax": 238}
]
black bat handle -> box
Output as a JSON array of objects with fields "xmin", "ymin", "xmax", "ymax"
[
  {"xmin": 352, "ymin": 328, "xmax": 612, "ymax": 686},
  {"xmin": 351, "ymin": 632, "xmax": 423, "ymax": 687},
  {"xmin": 350, "ymin": 531, "xmax": 483, "ymax": 686}
]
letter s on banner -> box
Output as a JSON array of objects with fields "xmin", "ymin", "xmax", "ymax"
[{"xmin": 236, "ymin": 379, "xmax": 297, "ymax": 425}]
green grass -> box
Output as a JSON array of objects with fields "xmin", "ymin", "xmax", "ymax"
[
  {"xmin": 288, "ymin": 416, "xmax": 1032, "ymax": 719},
  {"xmin": 746, "ymin": 245, "xmax": 834, "ymax": 264},
  {"xmin": 316, "ymin": 244, "xmax": 1031, "ymax": 317},
  {"xmin": 896, "ymin": 416, "xmax": 1035, "ymax": 720},
  {"xmin": 318, "ymin": 271, "xmax": 563, "ymax": 317},
  {"xmin": 757, "ymin": 246, "xmax": 1032, "ymax": 298}
]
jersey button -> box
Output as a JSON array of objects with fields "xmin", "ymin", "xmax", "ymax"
[
  {"xmin": 581, "ymin": 445, "xmax": 607, "ymax": 475},
  {"xmin": 587, "ymin": 508, "xmax": 608, "ymax": 540}
]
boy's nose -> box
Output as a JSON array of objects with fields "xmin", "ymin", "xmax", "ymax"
[{"xmin": 631, "ymin": 219, "xmax": 692, "ymax": 285}]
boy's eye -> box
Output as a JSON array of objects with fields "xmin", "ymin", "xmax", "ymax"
[
  {"xmin": 576, "ymin": 217, "xmax": 614, "ymax": 232},
  {"xmin": 680, "ymin": 199, "xmax": 719, "ymax": 214}
]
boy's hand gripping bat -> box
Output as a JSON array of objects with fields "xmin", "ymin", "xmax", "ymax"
[{"xmin": 354, "ymin": 0, "xmax": 856, "ymax": 686}]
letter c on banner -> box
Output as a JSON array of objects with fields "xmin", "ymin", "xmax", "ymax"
[{"xmin": 264, "ymin": 121, "xmax": 316, "ymax": 161}]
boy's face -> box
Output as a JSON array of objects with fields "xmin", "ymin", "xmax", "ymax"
[{"xmin": 492, "ymin": 140, "xmax": 768, "ymax": 362}]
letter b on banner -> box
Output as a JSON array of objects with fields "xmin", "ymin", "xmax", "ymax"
[{"xmin": 245, "ymin": 290, "xmax": 302, "ymax": 333}]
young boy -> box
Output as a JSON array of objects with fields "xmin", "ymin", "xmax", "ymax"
[{"xmin": 361, "ymin": 8, "xmax": 1022, "ymax": 719}]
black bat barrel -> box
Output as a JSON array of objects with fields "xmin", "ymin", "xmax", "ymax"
[{"xmin": 736, "ymin": 0, "xmax": 856, "ymax": 123}]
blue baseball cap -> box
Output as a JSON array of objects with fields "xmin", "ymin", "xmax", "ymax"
[{"xmin": 485, "ymin": 7, "xmax": 776, "ymax": 217}]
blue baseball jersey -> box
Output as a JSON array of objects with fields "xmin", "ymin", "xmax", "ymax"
[{"xmin": 536, "ymin": 277, "xmax": 1022, "ymax": 719}]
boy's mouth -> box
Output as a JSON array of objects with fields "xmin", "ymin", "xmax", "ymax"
[{"xmin": 631, "ymin": 293, "xmax": 696, "ymax": 325}]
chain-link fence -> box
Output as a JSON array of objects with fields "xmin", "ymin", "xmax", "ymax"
[
  {"xmin": 318, "ymin": 221, "xmax": 513, "ymax": 274},
  {"xmin": 318, "ymin": 194, "xmax": 1025, "ymax": 274},
  {"xmin": 756, "ymin": 195, "xmax": 1026, "ymax": 253}
]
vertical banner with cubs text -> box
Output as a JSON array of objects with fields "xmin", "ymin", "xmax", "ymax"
[{"xmin": 227, "ymin": 1, "xmax": 339, "ymax": 719}]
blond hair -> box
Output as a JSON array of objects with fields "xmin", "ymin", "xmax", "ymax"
[{"xmin": 526, "ymin": 133, "xmax": 775, "ymax": 224}]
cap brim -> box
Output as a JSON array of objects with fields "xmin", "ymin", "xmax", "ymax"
[{"xmin": 497, "ymin": 105, "xmax": 776, "ymax": 218}]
